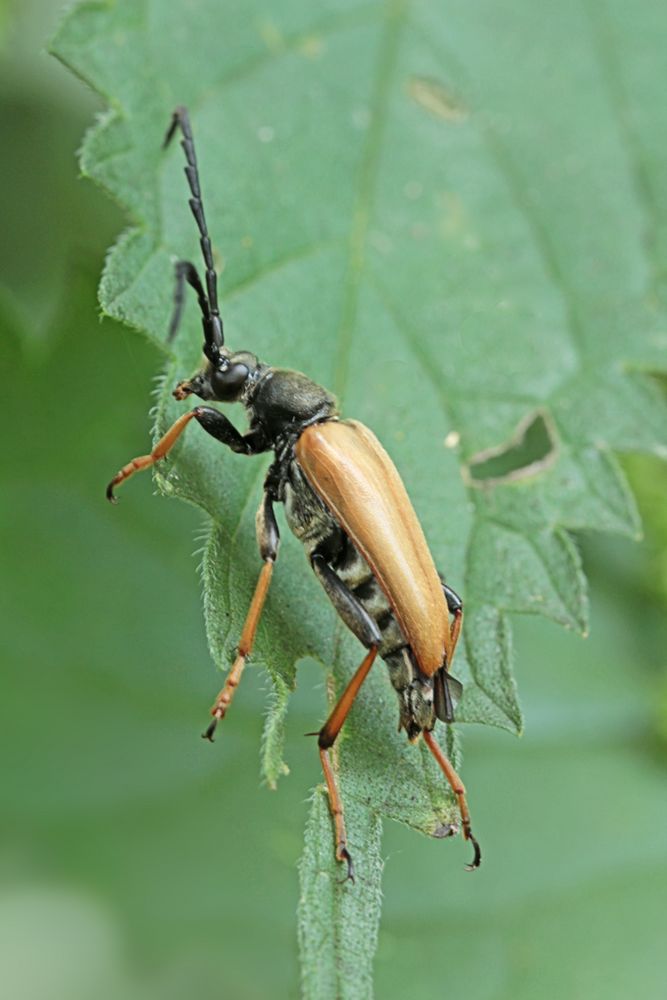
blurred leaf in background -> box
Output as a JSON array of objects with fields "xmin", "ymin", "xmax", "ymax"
[
  {"xmin": 1, "ymin": 1, "xmax": 666, "ymax": 999},
  {"xmin": 0, "ymin": 0, "xmax": 121, "ymax": 349}
]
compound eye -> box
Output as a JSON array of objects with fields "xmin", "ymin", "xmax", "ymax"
[{"xmin": 210, "ymin": 362, "xmax": 249, "ymax": 401}]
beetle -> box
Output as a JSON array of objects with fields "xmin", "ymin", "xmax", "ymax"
[{"xmin": 107, "ymin": 107, "xmax": 480, "ymax": 879}]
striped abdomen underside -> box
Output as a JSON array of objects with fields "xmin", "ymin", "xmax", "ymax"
[
  {"xmin": 282, "ymin": 459, "xmax": 439, "ymax": 738},
  {"xmin": 331, "ymin": 534, "xmax": 438, "ymax": 737},
  {"xmin": 295, "ymin": 420, "xmax": 451, "ymax": 677}
]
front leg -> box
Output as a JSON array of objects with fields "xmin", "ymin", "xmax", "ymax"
[
  {"xmin": 106, "ymin": 406, "xmax": 266, "ymax": 501},
  {"xmin": 192, "ymin": 406, "xmax": 267, "ymax": 454}
]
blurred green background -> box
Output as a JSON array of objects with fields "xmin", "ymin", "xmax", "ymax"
[{"xmin": 1, "ymin": 1, "xmax": 666, "ymax": 998}]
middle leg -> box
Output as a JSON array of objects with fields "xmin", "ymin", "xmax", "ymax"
[{"xmin": 203, "ymin": 493, "xmax": 280, "ymax": 740}]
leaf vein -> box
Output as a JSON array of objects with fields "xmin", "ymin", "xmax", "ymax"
[
  {"xmin": 334, "ymin": 0, "xmax": 408, "ymax": 400},
  {"xmin": 582, "ymin": 0, "xmax": 660, "ymax": 298}
]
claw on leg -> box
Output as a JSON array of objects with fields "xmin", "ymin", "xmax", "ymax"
[
  {"xmin": 338, "ymin": 846, "xmax": 355, "ymax": 885},
  {"xmin": 319, "ymin": 746, "xmax": 356, "ymax": 885},
  {"xmin": 464, "ymin": 833, "xmax": 482, "ymax": 872},
  {"xmin": 201, "ymin": 560, "xmax": 275, "ymax": 745},
  {"xmin": 106, "ymin": 410, "xmax": 197, "ymax": 502},
  {"xmin": 202, "ymin": 715, "xmax": 220, "ymax": 742},
  {"xmin": 423, "ymin": 728, "xmax": 481, "ymax": 871}
]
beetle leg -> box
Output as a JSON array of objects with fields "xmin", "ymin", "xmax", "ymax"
[
  {"xmin": 311, "ymin": 554, "xmax": 382, "ymax": 649},
  {"xmin": 442, "ymin": 583, "xmax": 464, "ymax": 664},
  {"xmin": 202, "ymin": 562, "xmax": 273, "ymax": 740},
  {"xmin": 192, "ymin": 406, "xmax": 268, "ymax": 454},
  {"xmin": 106, "ymin": 410, "xmax": 198, "ymax": 501},
  {"xmin": 318, "ymin": 644, "xmax": 379, "ymax": 883},
  {"xmin": 106, "ymin": 407, "xmax": 268, "ymax": 502},
  {"xmin": 307, "ymin": 555, "xmax": 383, "ymax": 881},
  {"xmin": 319, "ymin": 644, "xmax": 379, "ymax": 750},
  {"xmin": 204, "ymin": 494, "xmax": 279, "ymax": 740},
  {"xmin": 319, "ymin": 746, "xmax": 355, "ymax": 884},
  {"xmin": 433, "ymin": 583, "xmax": 465, "ymax": 723},
  {"xmin": 423, "ymin": 728, "xmax": 481, "ymax": 871}
]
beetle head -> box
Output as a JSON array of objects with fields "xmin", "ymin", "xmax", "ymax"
[{"xmin": 173, "ymin": 349, "xmax": 261, "ymax": 405}]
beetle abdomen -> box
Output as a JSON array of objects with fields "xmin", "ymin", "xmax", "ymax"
[
  {"xmin": 295, "ymin": 419, "xmax": 451, "ymax": 677},
  {"xmin": 332, "ymin": 537, "xmax": 407, "ymax": 656},
  {"xmin": 283, "ymin": 468, "xmax": 402, "ymax": 648},
  {"xmin": 332, "ymin": 539, "xmax": 437, "ymax": 739},
  {"xmin": 282, "ymin": 468, "xmax": 438, "ymax": 738}
]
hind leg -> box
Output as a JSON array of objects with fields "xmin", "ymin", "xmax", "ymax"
[
  {"xmin": 317, "ymin": 645, "xmax": 379, "ymax": 882},
  {"xmin": 443, "ymin": 582, "xmax": 464, "ymax": 662},
  {"xmin": 310, "ymin": 553, "xmax": 382, "ymax": 881},
  {"xmin": 423, "ymin": 728, "xmax": 481, "ymax": 870}
]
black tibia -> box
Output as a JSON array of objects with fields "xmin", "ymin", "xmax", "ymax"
[
  {"xmin": 311, "ymin": 553, "xmax": 382, "ymax": 649},
  {"xmin": 193, "ymin": 407, "xmax": 267, "ymax": 455},
  {"xmin": 164, "ymin": 106, "xmax": 223, "ymax": 357},
  {"xmin": 167, "ymin": 260, "xmax": 210, "ymax": 344},
  {"xmin": 443, "ymin": 583, "xmax": 462, "ymax": 614},
  {"xmin": 256, "ymin": 493, "xmax": 280, "ymax": 562}
]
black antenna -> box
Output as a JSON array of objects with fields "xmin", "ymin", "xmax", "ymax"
[{"xmin": 164, "ymin": 106, "xmax": 224, "ymax": 359}]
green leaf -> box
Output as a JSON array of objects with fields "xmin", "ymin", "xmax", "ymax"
[
  {"xmin": 298, "ymin": 790, "xmax": 383, "ymax": 1000},
  {"xmin": 51, "ymin": 0, "xmax": 667, "ymax": 995}
]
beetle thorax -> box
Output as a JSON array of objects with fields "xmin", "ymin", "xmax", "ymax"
[{"xmin": 248, "ymin": 368, "xmax": 338, "ymax": 445}]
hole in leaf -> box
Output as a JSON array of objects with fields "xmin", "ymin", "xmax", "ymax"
[
  {"xmin": 464, "ymin": 410, "xmax": 558, "ymax": 486},
  {"xmin": 408, "ymin": 76, "xmax": 468, "ymax": 123}
]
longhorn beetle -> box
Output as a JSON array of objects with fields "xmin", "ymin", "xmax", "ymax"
[{"xmin": 107, "ymin": 107, "xmax": 480, "ymax": 879}]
